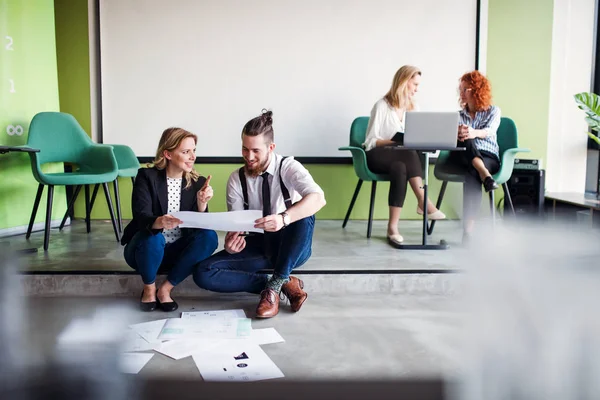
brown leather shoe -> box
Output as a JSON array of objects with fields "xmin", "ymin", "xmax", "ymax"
[
  {"xmin": 256, "ymin": 288, "xmax": 280, "ymax": 319},
  {"xmin": 281, "ymin": 276, "xmax": 308, "ymax": 312}
]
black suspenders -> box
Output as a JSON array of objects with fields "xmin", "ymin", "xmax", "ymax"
[{"xmin": 238, "ymin": 156, "xmax": 292, "ymax": 211}]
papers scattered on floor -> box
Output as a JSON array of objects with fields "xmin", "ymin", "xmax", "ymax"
[
  {"xmin": 192, "ymin": 343, "xmax": 284, "ymax": 382},
  {"xmin": 58, "ymin": 309, "xmax": 285, "ymax": 379}
]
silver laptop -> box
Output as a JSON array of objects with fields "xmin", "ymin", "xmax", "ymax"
[{"xmin": 403, "ymin": 112, "xmax": 459, "ymax": 148}]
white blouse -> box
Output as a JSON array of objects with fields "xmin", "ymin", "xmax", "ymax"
[
  {"xmin": 164, "ymin": 177, "xmax": 182, "ymax": 243},
  {"xmin": 362, "ymin": 98, "xmax": 406, "ymax": 151}
]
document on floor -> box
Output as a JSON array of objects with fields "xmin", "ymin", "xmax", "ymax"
[
  {"xmin": 192, "ymin": 343, "xmax": 284, "ymax": 382},
  {"xmin": 244, "ymin": 328, "xmax": 285, "ymax": 345},
  {"xmin": 180, "ymin": 309, "xmax": 247, "ymax": 320},
  {"xmin": 171, "ymin": 210, "xmax": 264, "ymax": 233},
  {"xmin": 119, "ymin": 352, "xmax": 154, "ymax": 374},
  {"xmin": 157, "ymin": 317, "xmax": 252, "ymax": 341},
  {"xmin": 153, "ymin": 338, "xmax": 224, "ymax": 360},
  {"xmin": 121, "ymin": 329, "xmax": 160, "ymax": 353},
  {"xmin": 129, "ymin": 319, "xmax": 168, "ymax": 343}
]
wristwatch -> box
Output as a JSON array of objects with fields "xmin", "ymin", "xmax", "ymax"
[{"xmin": 280, "ymin": 211, "xmax": 291, "ymax": 228}]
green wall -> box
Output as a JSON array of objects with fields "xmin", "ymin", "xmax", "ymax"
[
  {"xmin": 0, "ymin": 0, "xmax": 66, "ymax": 231},
  {"xmin": 487, "ymin": 0, "xmax": 553, "ymax": 163}
]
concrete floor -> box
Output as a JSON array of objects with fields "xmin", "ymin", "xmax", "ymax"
[
  {"xmin": 12, "ymin": 219, "xmax": 468, "ymax": 272},
  {"xmin": 20, "ymin": 295, "xmax": 463, "ymax": 381}
]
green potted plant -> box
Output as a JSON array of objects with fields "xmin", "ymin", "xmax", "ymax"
[
  {"xmin": 575, "ymin": 92, "xmax": 600, "ymax": 196},
  {"xmin": 574, "ymin": 92, "xmax": 600, "ymax": 145}
]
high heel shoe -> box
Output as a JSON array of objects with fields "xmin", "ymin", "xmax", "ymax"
[{"xmin": 416, "ymin": 208, "xmax": 446, "ymax": 220}]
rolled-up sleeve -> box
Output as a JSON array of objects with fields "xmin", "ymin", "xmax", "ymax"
[
  {"xmin": 226, "ymin": 172, "xmax": 245, "ymax": 211},
  {"xmin": 281, "ymin": 159, "xmax": 324, "ymax": 198},
  {"xmin": 480, "ymin": 106, "xmax": 501, "ymax": 140}
]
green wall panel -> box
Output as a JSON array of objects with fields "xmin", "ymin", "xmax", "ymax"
[{"xmin": 0, "ymin": 0, "xmax": 66, "ymax": 231}]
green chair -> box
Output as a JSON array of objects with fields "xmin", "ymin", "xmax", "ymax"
[
  {"xmin": 428, "ymin": 117, "xmax": 530, "ymax": 235},
  {"xmin": 338, "ymin": 117, "xmax": 391, "ymax": 238},
  {"xmin": 24, "ymin": 112, "xmax": 120, "ymax": 251},
  {"xmin": 59, "ymin": 144, "xmax": 139, "ymax": 234}
]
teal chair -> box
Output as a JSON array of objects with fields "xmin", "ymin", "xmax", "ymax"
[
  {"xmin": 428, "ymin": 117, "xmax": 530, "ymax": 235},
  {"xmin": 59, "ymin": 144, "xmax": 139, "ymax": 234},
  {"xmin": 338, "ymin": 117, "xmax": 391, "ymax": 238},
  {"xmin": 25, "ymin": 112, "xmax": 120, "ymax": 251}
]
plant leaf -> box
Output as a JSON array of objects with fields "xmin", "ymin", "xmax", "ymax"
[{"xmin": 588, "ymin": 131, "xmax": 600, "ymax": 145}]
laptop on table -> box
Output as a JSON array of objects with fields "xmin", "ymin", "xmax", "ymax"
[{"xmin": 401, "ymin": 111, "xmax": 460, "ymax": 150}]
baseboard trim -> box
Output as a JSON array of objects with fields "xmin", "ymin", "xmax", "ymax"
[{"xmin": 0, "ymin": 218, "xmax": 70, "ymax": 238}]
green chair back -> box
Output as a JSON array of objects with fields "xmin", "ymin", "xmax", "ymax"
[
  {"xmin": 111, "ymin": 144, "xmax": 140, "ymax": 178},
  {"xmin": 349, "ymin": 117, "xmax": 370, "ymax": 148},
  {"xmin": 27, "ymin": 112, "xmax": 93, "ymax": 165},
  {"xmin": 339, "ymin": 117, "xmax": 390, "ymax": 182}
]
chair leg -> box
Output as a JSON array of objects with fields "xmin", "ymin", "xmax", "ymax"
[
  {"xmin": 43, "ymin": 185, "xmax": 54, "ymax": 251},
  {"xmin": 26, "ymin": 184, "xmax": 44, "ymax": 239},
  {"xmin": 503, "ymin": 183, "xmax": 516, "ymax": 217},
  {"xmin": 367, "ymin": 181, "xmax": 377, "ymax": 239},
  {"xmin": 103, "ymin": 182, "xmax": 121, "ymax": 242},
  {"xmin": 59, "ymin": 185, "xmax": 82, "ymax": 230},
  {"xmin": 89, "ymin": 183, "xmax": 100, "ymax": 213},
  {"xmin": 113, "ymin": 179, "xmax": 123, "ymax": 233},
  {"xmin": 489, "ymin": 190, "xmax": 496, "ymax": 226},
  {"xmin": 427, "ymin": 181, "xmax": 448, "ymax": 236},
  {"xmin": 85, "ymin": 185, "xmax": 91, "ymax": 234},
  {"xmin": 342, "ymin": 179, "xmax": 363, "ymax": 228}
]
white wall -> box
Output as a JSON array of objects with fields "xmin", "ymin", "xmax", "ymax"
[
  {"xmin": 99, "ymin": 0, "xmax": 478, "ymax": 158},
  {"xmin": 546, "ymin": 0, "xmax": 596, "ymax": 192}
]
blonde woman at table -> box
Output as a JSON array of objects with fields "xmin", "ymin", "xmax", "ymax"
[{"xmin": 363, "ymin": 65, "xmax": 445, "ymax": 247}]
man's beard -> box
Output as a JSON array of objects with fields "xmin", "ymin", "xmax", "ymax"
[{"xmin": 244, "ymin": 158, "xmax": 269, "ymax": 178}]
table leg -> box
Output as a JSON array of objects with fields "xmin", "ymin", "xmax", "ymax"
[{"xmin": 392, "ymin": 152, "xmax": 448, "ymax": 250}]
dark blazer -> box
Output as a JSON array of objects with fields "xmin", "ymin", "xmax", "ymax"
[{"xmin": 121, "ymin": 167, "xmax": 209, "ymax": 245}]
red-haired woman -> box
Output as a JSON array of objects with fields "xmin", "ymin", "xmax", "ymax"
[{"xmin": 447, "ymin": 71, "xmax": 501, "ymax": 238}]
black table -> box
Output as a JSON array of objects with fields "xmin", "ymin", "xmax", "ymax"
[
  {"xmin": 389, "ymin": 145, "xmax": 465, "ymax": 250},
  {"xmin": 0, "ymin": 145, "xmax": 40, "ymax": 254}
]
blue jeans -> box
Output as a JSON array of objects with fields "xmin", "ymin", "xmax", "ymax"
[
  {"xmin": 193, "ymin": 215, "xmax": 315, "ymax": 294},
  {"xmin": 124, "ymin": 229, "xmax": 218, "ymax": 286}
]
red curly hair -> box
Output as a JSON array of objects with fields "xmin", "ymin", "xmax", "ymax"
[{"xmin": 460, "ymin": 70, "xmax": 492, "ymax": 111}]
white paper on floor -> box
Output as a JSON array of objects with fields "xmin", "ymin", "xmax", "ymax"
[
  {"xmin": 152, "ymin": 328, "xmax": 285, "ymax": 360},
  {"xmin": 119, "ymin": 352, "xmax": 154, "ymax": 374},
  {"xmin": 157, "ymin": 317, "xmax": 252, "ymax": 341},
  {"xmin": 121, "ymin": 329, "xmax": 160, "ymax": 353},
  {"xmin": 192, "ymin": 343, "xmax": 284, "ymax": 381},
  {"xmin": 129, "ymin": 319, "xmax": 168, "ymax": 343},
  {"xmin": 180, "ymin": 309, "xmax": 246, "ymax": 320}
]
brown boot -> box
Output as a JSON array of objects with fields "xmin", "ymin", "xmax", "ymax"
[
  {"xmin": 281, "ymin": 276, "xmax": 307, "ymax": 312},
  {"xmin": 256, "ymin": 288, "xmax": 280, "ymax": 319}
]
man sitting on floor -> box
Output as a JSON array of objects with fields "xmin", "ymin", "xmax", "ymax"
[{"xmin": 193, "ymin": 109, "xmax": 326, "ymax": 318}]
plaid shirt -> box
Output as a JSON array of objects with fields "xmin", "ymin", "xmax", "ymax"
[{"xmin": 459, "ymin": 105, "xmax": 501, "ymax": 158}]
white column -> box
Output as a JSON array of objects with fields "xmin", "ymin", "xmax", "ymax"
[{"xmin": 546, "ymin": 0, "xmax": 596, "ymax": 192}]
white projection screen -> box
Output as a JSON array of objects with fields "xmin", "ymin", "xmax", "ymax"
[{"xmin": 99, "ymin": 0, "xmax": 478, "ymax": 159}]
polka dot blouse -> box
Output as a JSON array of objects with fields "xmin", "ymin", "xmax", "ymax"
[{"xmin": 164, "ymin": 177, "xmax": 182, "ymax": 243}]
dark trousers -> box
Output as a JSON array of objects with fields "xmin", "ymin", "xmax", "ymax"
[
  {"xmin": 366, "ymin": 146, "xmax": 422, "ymax": 207},
  {"xmin": 124, "ymin": 229, "xmax": 219, "ymax": 286},
  {"xmin": 193, "ymin": 216, "xmax": 315, "ymax": 294},
  {"xmin": 445, "ymin": 139, "xmax": 500, "ymax": 220}
]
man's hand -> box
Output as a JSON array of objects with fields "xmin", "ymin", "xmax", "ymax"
[
  {"xmin": 152, "ymin": 214, "xmax": 183, "ymax": 230},
  {"xmin": 224, "ymin": 231, "xmax": 246, "ymax": 254},
  {"xmin": 254, "ymin": 214, "xmax": 284, "ymax": 232}
]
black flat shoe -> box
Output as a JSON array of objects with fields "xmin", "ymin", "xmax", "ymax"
[
  {"xmin": 139, "ymin": 291, "xmax": 157, "ymax": 312},
  {"xmin": 156, "ymin": 296, "xmax": 178, "ymax": 312},
  {"xmin": 483, "ymin": 176, "xmax": 499, "ymax": 192}
]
